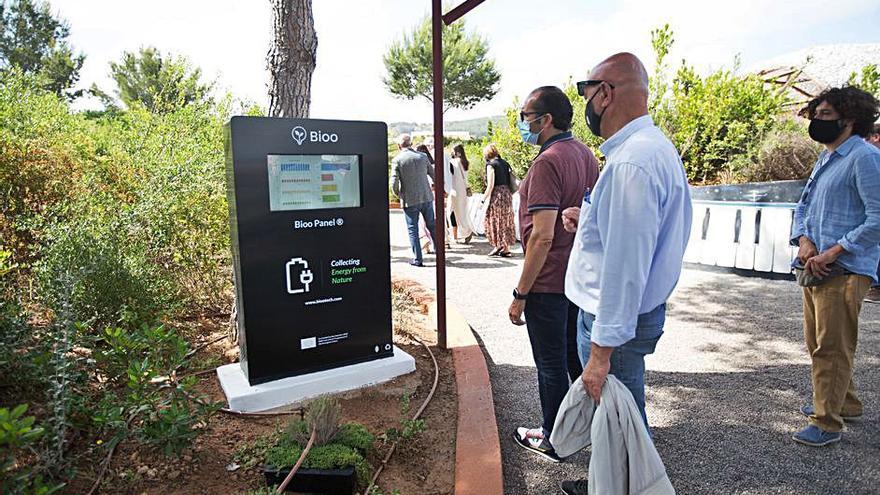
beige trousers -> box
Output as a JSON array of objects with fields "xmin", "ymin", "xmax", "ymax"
[{"xmin": 802, "ymin": 273, "xmax": 870, "ymax": 432}]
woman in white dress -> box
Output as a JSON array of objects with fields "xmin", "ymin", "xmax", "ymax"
[{"xmin": 448, "ymin": 144, "xmax": 474, "ymax": 244}]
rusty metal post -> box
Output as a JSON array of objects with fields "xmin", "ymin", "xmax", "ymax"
[
  {"xmin": 432, "ymin": 0, "xmax": 447, "ymax": 349},
  {"xmin": 432, "ymin": 0, "xmax": 487, "ymax": 350}
]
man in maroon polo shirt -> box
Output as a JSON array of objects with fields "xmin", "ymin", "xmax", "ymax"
[{"xmin": 509, "ymin": 86, "xmax": 600, "ymax": 462}]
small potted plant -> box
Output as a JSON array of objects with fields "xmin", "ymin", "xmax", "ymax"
[{"xmin": 263, "ymin": 397, "xmax": 374, "ymax": 494}]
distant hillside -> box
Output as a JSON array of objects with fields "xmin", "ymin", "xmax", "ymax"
[{"xmin": 389, "ymin": 114, "xmax": 508, "ymax": 139}]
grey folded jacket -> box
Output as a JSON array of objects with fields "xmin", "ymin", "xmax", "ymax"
[
  {"xmin": 793, "ymin": 261, "xmax": 845, "ymax": 287},
  {"xmin": 550, "ymin": 376, "xmax": 675, "ymax": 495}
]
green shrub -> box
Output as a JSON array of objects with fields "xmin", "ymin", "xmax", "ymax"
[
  {"xmin": 463, "ymin": 140, "xmax": 487, "ymax": 193},
  {"xmin": 649, "ymin": 26, "xmax": 788, "ymax": 184},
  {"xmin": 0, "ymin": 297, "xmax": 31, "ymax": 386},
  {"xmin": 238, "ymin": 488, "xmax": 278, "ymax": 495},
  {"xmin": 0, "ymin": 248, "xmax": 39, "ymax": 389},
  {"xmin": 32, "ymin": 97, "xmax": 232, "ymax": 327},
  {"xmin": 99, "ymin": 104, "xmax": 231, "ymax": 313},
  {"xmin": 89, "ymin": 323, "xmax": 221, "ymax": 456},
  {"xmin": 0, "ymin": 58, "xmax": 234, "ymax": 490},
  {"xmin": 265, "ymin": 443, "xmax": 371, "ymax": 487},
  {"xmin": 737, "ymin": 120, "xmax": 820, "ymax": 183},
  {"xmin": 36, "ymin": 206, "xmax": 177, "ymax": 328},
  {"xmin": 233, "ymin": 431, "xmax": 281, "ymax": 470},
  {"xmin": 266, "ymin": 419, "xmax": 375, "ymax": 487},
  {"xmin": 656, "ymin": 61, "xmax": 787, "ymax": 183},
  {"xmin": 486, "ymin": 25, "xmax": 791, "ymax": 185},
  {"xmin": 138, "ymin": 388, "xmax": 211, "ymax": 456},
  {"xmin": 333, "ymin": 423, "xmax": 375, "ymax": 453},
  {"xmin": 0, "ymin": 69, "xmax": 91, "ymax": 267},
  {"xmin": 0, "ymin": 404, "xmax": 65, "ymax": 494},
  {"xmin": 848, "ymin": 63, "xmax": 880, "ymax": 99},
  {"xmin": 384, "ymin": 418, "xmax": 426, "ymax": 443}
]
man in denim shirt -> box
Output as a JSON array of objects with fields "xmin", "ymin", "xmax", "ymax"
[
  {"xmin": 864, "ymin": 123, "xmax": 880, "ymax": 303},
  {"xmin": 790, "ymin": 86, "xmax": 880, "ymax": 447}
]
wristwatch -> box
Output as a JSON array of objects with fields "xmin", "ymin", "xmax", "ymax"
[{"xmin": 512, "ymin": 288, "xmax": 529, "ymax": 300}]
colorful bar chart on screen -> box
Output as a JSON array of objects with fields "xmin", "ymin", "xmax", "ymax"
[{"xmin": 266, "ymin": 154, "xmax": 361, "ymax": 211}]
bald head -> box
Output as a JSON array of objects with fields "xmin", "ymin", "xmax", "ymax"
[
  {"xmin": 581, "ymin": 52, "xmax": 650, "ymax": 138},
  {"xmin": 590, "ymin": 52, "xmax": 649, "ymax": 93}
]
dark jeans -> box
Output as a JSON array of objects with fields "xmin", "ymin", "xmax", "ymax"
[
  {"xmin": 402, "ymin": 201, "xmax": 436, "ymax": 263},
  {"xmin": 577, "ymin": 303, "xmax": 666, "ymax": 430},
  {"xmin": 524, "ymin": 293, "xmax": 582, "ymax": 436},
  {"xmin": 874, "ymin": 260, "xmax": 880, "ymax": 288}
]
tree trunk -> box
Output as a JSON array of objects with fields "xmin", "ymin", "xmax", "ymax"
[{"xmin": 267, "ymin": 0, "xmax": 318, "ymax": 118}]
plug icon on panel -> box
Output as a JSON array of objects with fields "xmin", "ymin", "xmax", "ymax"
[{"xmin": 286, "ymin": 257, "xmax": 313, "ymax": 294}]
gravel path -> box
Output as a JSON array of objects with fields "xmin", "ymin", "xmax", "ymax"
[{"xmin": 388, "ymin": 210, "xmax": 880, "ymax": 494}]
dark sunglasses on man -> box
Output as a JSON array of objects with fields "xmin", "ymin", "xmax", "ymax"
[
  {"xmin": 519, "ymin": 110, "xmax": 546, "ymax": 122},
  {"xmin": 576, "ymin": 79, "xmax": 615, "ymax": 97}
]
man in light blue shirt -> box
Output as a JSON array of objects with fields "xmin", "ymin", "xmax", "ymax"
[
  {"xmin": 789, "ymin": 86, "xmax": 880, "ymax": 448},
  {"xmin": 559, "ymin": 52, "xmax": 691, "ymax": 495},
  {"xmin": 863, "ymin": 123, "xmax": 880, "ymax": 303}
]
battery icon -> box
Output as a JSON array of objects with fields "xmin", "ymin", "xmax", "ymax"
[{"xmin": 285, "ymin": 257, "xmax": 313, "ymax": 294}]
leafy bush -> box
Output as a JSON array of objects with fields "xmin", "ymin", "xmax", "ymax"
[
  {"xmin": 89, "ymin": 324, "xmax": 221, "ymax": 456},
  {"xmin": 737, "ymin": 120, "xmax": 820, "ymax": 183},
  {"xmin": 655, "ymin": 60, "xmax": 787, "ymax": 183},
  {"xmin": 0, "ymin": 248, "xmax": 39, "ymax": 389},
  {"xmin": 485, "ymin": 25, "xmax": 790, "ymax": 185},
  {"xmin": 31, "ymin": 99, "xmax": 232, "ymax": 327},
  {"xmin": 649, "ymin": 25, "xmax": 789, "ymax": 184},
  {"xmin": 0, "ymin": 69, "xmax": 89, "ymax": 267},
  {"xmin": 1, "ymin": 67, "xmax": 232, "ymax": 327},
  {"xmin": 332, "ymin": 423, "xmax": 375, "ymax": 453},
  {"xmin": 463, "ymin": 140, "xmax": 487, "ymax": 193},
  {"xmin": 0, "ymin": 299, "xmax": 31, "ymax": 386},
  {"xmin": 0, "ymin": 404, "xmax": 65, "ymax": 494},
  {"xmin": 36, "ymin": 207, "xmax": 177, "ymax": 329},
  {"xmin": 0, "ymin": 53, "xmax": 233, "ymax": 490},
  {"xmin": 94, "ymin": 103, "xmax": 231, "ymax": 313},
  {"xmin": 848, "ymin": 63, "xmax": 880, "ymax": 99},
  {"xmin": 383, "ymin": 418, "xmax": 426, "ymax": 443}
]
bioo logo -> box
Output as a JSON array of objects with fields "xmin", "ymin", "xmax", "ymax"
[
  {"xmin": 291, "ymin": 125, "xmax": 339, "ymax": 145},
  {"xmin": 291, "ymin": 126, "xmax": 307, "ymax": 145}
]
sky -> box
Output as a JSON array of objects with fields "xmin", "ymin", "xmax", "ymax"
[{"xmin": 53, "ymin": 0, "xmax": 880, "ymax": 123}]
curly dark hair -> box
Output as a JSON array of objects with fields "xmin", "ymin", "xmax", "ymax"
[{"xmin": 799, "ymin": 86, "xmax": 880, "ymax": 138}]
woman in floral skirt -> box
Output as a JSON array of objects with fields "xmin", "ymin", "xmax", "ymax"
[{"xmin": 481, "ymin": 143, "xmax": 517, "ymax": 257}]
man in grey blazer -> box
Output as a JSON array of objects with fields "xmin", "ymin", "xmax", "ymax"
[{"xmin": 391, "ymin": 133, "xmax": 437, "ymax": 267}]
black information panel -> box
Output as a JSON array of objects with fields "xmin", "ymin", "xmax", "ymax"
[{"xmin": 225, "ymin": 117, "xmax": 392, "ymax": 385}]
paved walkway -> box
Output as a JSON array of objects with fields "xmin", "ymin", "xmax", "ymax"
[{"xmin": 388, "ymin": 210, "xmax": 880, "ymax": 495}]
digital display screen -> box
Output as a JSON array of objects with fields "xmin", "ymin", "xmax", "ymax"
[{"xmin": 267, "ymin": 154, "xmax": 361, "ymax": 211}]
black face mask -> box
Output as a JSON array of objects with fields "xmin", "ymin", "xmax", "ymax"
[
  {"xmin": 808, "ymin": 118, "xmax": 845, "ymax": 144},
  {"xmin": 584, "ymin": 90, "xmax": 605, "ymax": 137}
]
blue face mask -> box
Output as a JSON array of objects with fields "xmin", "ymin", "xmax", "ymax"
[{"xmin": 517, "ymin": 117, "xmax": 542, "ymax": 145}]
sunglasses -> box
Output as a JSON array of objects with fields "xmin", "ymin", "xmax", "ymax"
[
  {"xmin": 576, "ymin": 79, "xmax": 615, "ymax": 96},
  {"xmin": 519, "ymin": 110, "xmax": 546, "ymax": 122}
]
